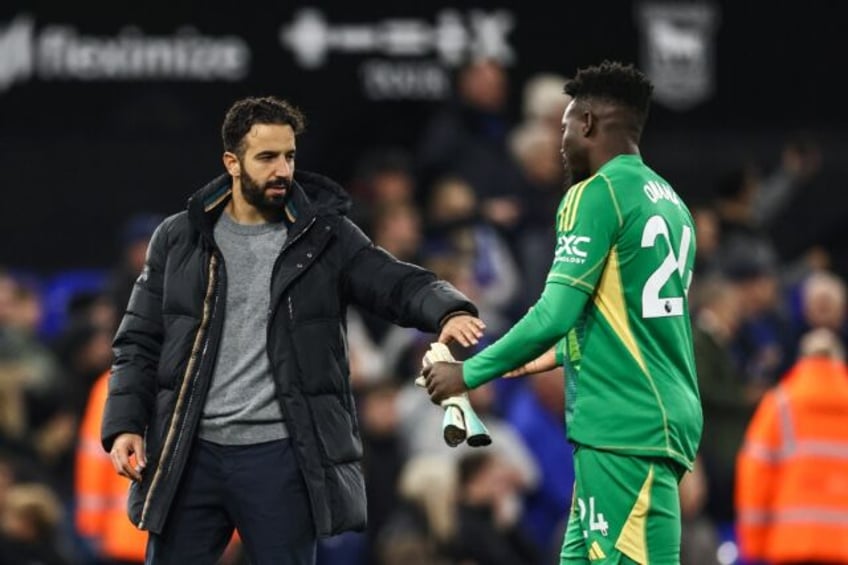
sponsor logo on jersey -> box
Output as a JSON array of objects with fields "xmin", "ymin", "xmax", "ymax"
[{"xmin": 554, "ymin": 234, "xmax": 591, "ymax": 264}]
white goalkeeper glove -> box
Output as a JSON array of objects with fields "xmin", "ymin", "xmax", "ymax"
[{"xmin": 415, "ymin": 343, "xmax": 491, "ymax": 448}]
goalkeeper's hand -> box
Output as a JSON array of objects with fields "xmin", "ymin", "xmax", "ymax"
[{"xmin": 422, "ymin": 361, "xmax": 468, "ymax": 405}]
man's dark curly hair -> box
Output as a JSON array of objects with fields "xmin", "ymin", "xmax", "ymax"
[
  {"xmin": 564, "ymin": 61, "xmax": 654, "ymax": 128},
  {"xmin": 222, "ymin": 96, "xmax": 306, "ymax": 156}
]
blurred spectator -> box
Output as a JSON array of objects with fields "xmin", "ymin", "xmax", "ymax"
[
  {"xmin": 359, "ymin": 381, "xmax": 406, "ymax": 564},
  {"xmin": 346, "ymin": 306, "xmax": 420, "ymax": 389},
  {"xmin": 692, "ymin": 276, "xmax": 764, "ymax": 526},
  {"xmin": 717, "ymin": 134, "xmax": 821, "ymax": 241},
  {"xmin": 736, "ymin": 328, "xmax": 848, "ymax": 564},
  {"xmin": 68, "ymin": 293, "xmax": 118, "ymax": 337},
  {"xmin": 104, "ymin": 213, "xmax": 164, "ymax": 317},
  {"xmin": 451, "ymin": 451, "xmax": 539, "ymax": 565},
  {"xmin": 0, "ymin": 363, "xmax": 36, "ymax": 466},
  {"xmin": 347, "ymin": 306, "xmax": 421, "ymax": 391},
  {"xmin": 509, "ymin": 119, "xmax": 565, "ymax": 307},
  {"xmin": 784, "ymin": 269, "xmax": 848, "ymax": 364},
  {"xmin": 52, "ymin": 317, "xmax": 113, "ymax": 418},
  {"xmin": 0, "ymin": 270, "xmax": 14, "ymax": 324},
  {"xmin": 371, "ymin": 200, "xmax": 423, "ymax": 264},
  {"xmin": 424, "ymin": 177, "xmax": 521, "ymax": 330},
  {"xmin": 714, "ymin": 164, "xmax": 781, "ymax": 278},
  {"xmin": 691, "ymin": 204, "xmax": 722, "ymax": 278},
  {"xmin": 397, "ymin": 381, "xmax": 539, "ymax": 497},
  {"xmin": 679, "ymin": 456, "xmax": 719, "ymax": 565},
  {"xmin": 26, "ymin": 406, "xmax": 77, "ymax": 505},
  {"xmin": 715, "ymin": 135, "xmax": 824, "ymax": 285},
  {"xmin": 416, "ymin": 58, "xmax": 525, "ymax": 232},
  {"xmin": 725, "ymin": 250, "xmax": 793, "ymax": 386},
  {"xmin": 347, "ymin": 148, "xmax": 417, "ymax": 231},
  {"xmin": 0, "ymin": 482, "xmax": 70, "ymax": 564},
  {"xmin": 75, "ymin": 370, "xmax": 146, "ymax": 565},
  {"xmin": 800, "ymin": 270, "xmax": 847, "ymax": 333},
  {"xmin": 0, "ymin": 364, "xmax": 72, "ymax": 514},
  {"xmin": 510, "ymin": 120, "xmax": 563, "ymax": 192},
  {"xmin": 421, "ymin": 253, "xmax": 507, "ymax": 351},
  {"xmin": 0, "ymin": 274, "xmax": 76, "ymax": 503},
  {"xmin": 518, "ymin": 73, "xmax": 569, "ymax": 133},
  {"xmin": 0, "ymin": 272, "xmax": 62, "ymax": 395},
  {"xmin": 346, "ymin": 199, "xmax": 426, "ymax": 388},
  {"xmin": 375, "ymin": 455, "xmax": 457, "ymax": 565},
  {"xmin": 752, "ymin": 132, "xmax": 822, "ymax": 229},
  {"xmin": 1, "ymin": 276, "xmax": 44, "ymax": 338},
  {"xmin": 505, "ymin": 368, "xmax": 574, "ymax": 559},
  {"xmin": 39, "ymin": 270, "xmax": 110, "ymax": 342},
  {"xmin": 45, "ymin": 294, "xmax": 115, "ymax": 505}
]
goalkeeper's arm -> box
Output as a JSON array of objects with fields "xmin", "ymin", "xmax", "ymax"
[
  {"xmin": 503, "ymin": 334, "xmax": 573, "ymax": 377},
  {"xmin": 463, "ymin": 282, "xmax": 588, "ymax": 388}
]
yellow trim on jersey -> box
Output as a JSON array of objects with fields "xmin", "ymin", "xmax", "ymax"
[
  {"xmin": 593, "ymin": 245, "xmax": 675, "ymax": 457},
  {"xmin": 615, "ymin": 465, "xmax": 654, "ymax": 564},
  {"xmin": 547, "ymin": 273, "xmax": 595, "ymax": 293},
  {"xmin": 547, "ymin": 251, "xmax": 608, "ymax": 293},
  {"xmin": 558, "ymin": 178, "xmax": 593, "ymax": 232},
  {"xmin": 557, "ymin": 185, "xmax": 575, "ymax": 232},
  {"xmin": 592, "ymin": 247, "xmax": 649, "ymax": 375},
  {"xmin": 566, "ymin": 180, "xmax": 589, "ymax": 230},
  {"xmin": 559, "ymin": 173, "xmax": 621, "ymax": 233},
  {"xmin": 589, "ymin": 541, "xmax": 607, "ymax": 560},
  {"xmin": 598, "ymin": 173, "xmax": 623, "ymax": 226}
]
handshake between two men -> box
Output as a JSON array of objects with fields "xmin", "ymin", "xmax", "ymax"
[{"xmin": 426, "ymin": 312, "xmax": 560, "ymax": 447}]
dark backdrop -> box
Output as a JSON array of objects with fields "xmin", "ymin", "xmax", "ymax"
[{"xmin": 1, "ymin": 1, "xmax": 846, "ymax": 273}]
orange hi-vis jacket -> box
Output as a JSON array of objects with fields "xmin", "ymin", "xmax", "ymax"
[
  {"xmin": 735, "ymin": 357, "xmax": 848, "ymax": 563},
  {"xmin": 76, "ymin": 371, "xmax": 147, "ymax": 562}
]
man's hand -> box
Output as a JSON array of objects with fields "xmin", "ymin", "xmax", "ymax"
[
  {"xmin": 110, "ymin": 432, "xmax": 146, "ymax": 481},
  {"xmin": 438, "ymin": 314, "xmax": 486, "ymax": 347},
  {"xmin": 423, "ymin": 361, "xmax": 468, "ymax": 404},
  {"xmin": 503, "ymin": 346, "xmax": 558, "ymax": 378}
]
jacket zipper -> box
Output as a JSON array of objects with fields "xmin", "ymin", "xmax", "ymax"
[
  {"xmin": 139, "ymin": 253, "xmax": 219, "ymax": 529},
  {"xmin": 271, "ymin": 217, "xmax": 317, "ymax": 282},
  {"xmin": 267, "ymin": 217, "xmax": 316, "ymax": 417}
]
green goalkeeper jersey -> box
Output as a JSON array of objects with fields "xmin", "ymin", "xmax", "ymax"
[{"xmin": 551, "ymin": 154, "xmax": 702, "ymax": 469}]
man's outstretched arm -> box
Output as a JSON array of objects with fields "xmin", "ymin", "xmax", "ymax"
[{"xmin": 424, "ymin": 282, "xmax": 588, "ymax": 402}]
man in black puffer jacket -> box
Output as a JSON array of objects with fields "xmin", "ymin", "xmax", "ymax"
[{"xmin": 101, "ymin": 96, "xmax": 484, "ymax": 565}]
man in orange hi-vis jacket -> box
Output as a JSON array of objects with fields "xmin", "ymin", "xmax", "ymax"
[
  {"xmin": 736, "ymin": 328, "xmax": 848, "ymax": 564},
  {"xmin": 76, "ymin": 370, "xmax": 148, "ymax": 564},
  {"xmin": 77, "ymin": 371, "xmax": 243, "ymax": 564}
]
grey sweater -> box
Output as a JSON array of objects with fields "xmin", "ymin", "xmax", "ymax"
[{"xmin": 198, "ymin": 211, "xmax": 289, "ymax": 444}]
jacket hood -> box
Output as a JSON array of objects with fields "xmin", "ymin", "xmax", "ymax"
[{"xmin": 187, "ymin": 169, "xmax": 352, "ymax": 237}]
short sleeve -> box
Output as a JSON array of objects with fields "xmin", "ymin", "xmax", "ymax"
[{"xmin": 547, "ymin": 175, "xmax": 621, "ymax": 294}]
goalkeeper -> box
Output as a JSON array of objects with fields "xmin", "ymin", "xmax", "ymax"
[{"xmin": 423, "ymin": 61, "xmax": 702, "ymax": 564}]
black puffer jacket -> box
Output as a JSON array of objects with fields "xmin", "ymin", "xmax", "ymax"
[{"xmin": 101, "ymin": 170, "xmax": 476, "ymax": 536}]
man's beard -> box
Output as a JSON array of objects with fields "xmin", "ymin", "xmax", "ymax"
[
  {"xmin": 240, "ymin": 167, "xmax": 292, "ymax": 212},
  {"xmin": 562, "ymin": 168, "xmax": 574, "ymax": 192},
  {"xmin": 561, "ymin": 156, "xmax": 589, "ymax": 190}
]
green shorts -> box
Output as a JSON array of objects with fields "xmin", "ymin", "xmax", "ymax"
[{"xmin": 560, "ymin": 446, "xmax": 685, "ymax": 564}]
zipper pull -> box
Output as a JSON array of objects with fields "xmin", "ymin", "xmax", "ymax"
[{"xmin": 287, "ymin": 296, "xmax": 294, "ymax": 321}]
